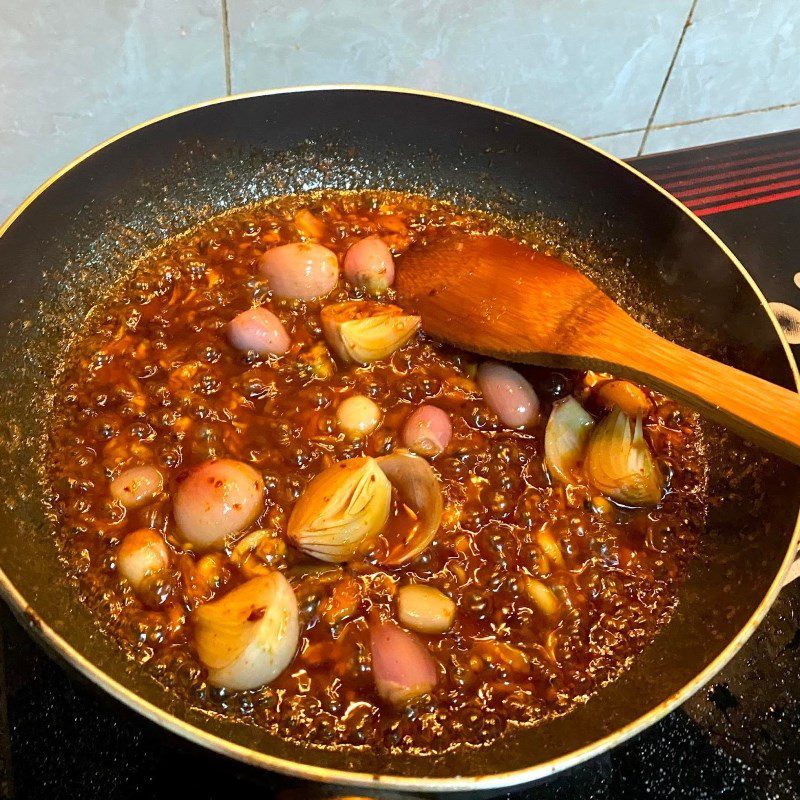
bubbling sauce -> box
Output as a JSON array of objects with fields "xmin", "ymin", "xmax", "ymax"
[{"xmin": 47, "ymin": 191, "xmax": 707, "ymax": 753}]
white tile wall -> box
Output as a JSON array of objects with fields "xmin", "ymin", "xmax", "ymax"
[
  {"xmin": 227, "ymin": 0, "xmax": 691, "ymax": 137},
  {"xmin": 653, "ymin": 0, "xmax": 800, "ymax": 126},
  {"xmin": 0, "ymin": 0, "xmax": 226, "ymax": 220},
  {"xmin": 0, "ymin": 0, "xmax": 799, "ymax": 221}
]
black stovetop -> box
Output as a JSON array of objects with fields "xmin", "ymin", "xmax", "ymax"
[{"xmin": 4, "ymin": 131, "xmax": 800, "ymax": 800}]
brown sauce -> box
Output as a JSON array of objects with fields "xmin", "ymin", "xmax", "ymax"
[{"xmin": 46, "ymin": 191, "xmax": 708, "ymax": 753}]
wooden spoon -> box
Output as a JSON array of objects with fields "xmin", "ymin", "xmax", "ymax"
[{"xmin": 396, "ymin": 233, "xmax": 800, "ymax": 464}]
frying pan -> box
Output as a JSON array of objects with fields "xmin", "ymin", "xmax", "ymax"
[{"xmin": 0, "ymin": 86, "xmax": 799, "ymax": 794}]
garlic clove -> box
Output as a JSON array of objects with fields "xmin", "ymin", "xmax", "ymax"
[
  {"xmin": 194, "ymin": 573, "xmax": 299, "ymax": 690},
  {"xmin": 473, "ymin": 640, "xmax": 530, "ymax": 674},
  {"xmin": 287, "ymin": 457, "xmax": 392, "ymax": 563},
  {"xmin": 117, "ymin": 528, "xmax": 170, "ymax": 591},
  {"xmin": 230, "ymin": 529, "xmax": 288, "ymax": 578},
  {"xmin": 110, "ymin": 465, "xmax": 164, "ymax": 510},
  {"xmin": 536, "ymin": 526, "xmax": 565, "ymax": 569},
  {"xmin": 293, "ymin": 209, "xmax": 328, "ymax": 240},
  {"xmin": 397, "ymin": 584, "xmax": 456, "ymax": 634},
  {"xmin": 173, "ymin": 459, "xmax": 265, "ymax": 552},
  {"xmin": 335, "ymin": 394, "xmax": 382, "ymax": 439},
  {"xmin": 595, "ymin": 379, "xmax": 651, "ymax": 416},
  {"xmin": 586, "ymin": 409, "xmax": 664, "ymax": 506},
  {"xmin": 544, "ymin": 396, "xmax": 595, "ymax": 484},
  {"xmin": 180, "ymin": 552, "xmax": 227, "ymax": 608},
  {"xmin": 376, "ymin": 451, "xmax": 443, "ymax": 565},
  {"xmin": 522, "ymin": 576, "xmax": 561, "ymax": 619},
  {"xmin": 370, "ymin": 620, "xmax": 437, "ymax": 705},
  {"xmin": 321, "ymin": 301, "xmax": 420, "ymax": 364}
]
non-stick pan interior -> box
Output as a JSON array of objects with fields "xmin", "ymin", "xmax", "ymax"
[{"xmin": 0, "ymin": 89, "xmax": 797, "ymax": 785}]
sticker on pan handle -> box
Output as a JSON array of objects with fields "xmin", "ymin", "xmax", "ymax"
[
  {"xmin": 769, "ymin": 301, "xmax": 800, "ymax": 346},
  {"xmin": 783, "ymin": 556, "xmax": 800, "ymax": 587}
]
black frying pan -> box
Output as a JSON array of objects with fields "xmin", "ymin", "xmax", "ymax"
[{"xmin": 0, "ymin": 87, "xmax": 798, "ymax": 794}]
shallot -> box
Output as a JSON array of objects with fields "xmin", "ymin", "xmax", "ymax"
[
  {"xmin": 287, "ymin": 457, "xmax": 391, "ymax": 563},
  {"xmin": 369, "ymin": 620, "xmax": 437, "ymax": 705},
  {"xmin": 194, "ymin": 573, "xmax": 299, "ymax": 690},
  {"xmin": 321, "ymin": 301, "xmax": 420, "ymax": 364},
  {"xmin": 258, "ymin": 242, "xmax": 339, "ymax": 300},
  {"xmin": 343, "ymin": 235, "xmax": 395, "ymax": 294},
  {"xmin": 375, "ymin": 451, "xmax": 443, "ymax": 565},
  {"xmin": 586, "ymin": 409, "xmax": 663, "ymax": 506},
  {"xmin": 227, "ymin": 306, "xmax": 290, "ymax": 356},
  {"xmin": 544, "ymin": 396, "xmax": 595, "ymax": 483},
  {"xmin": 174, "ymin": 459, "xmax": 265, "ymax": 551},
  {"xmin": 402, "ymin": 405, "xmax": 452, "ymax": 457},
  {"xmin": 477, "ymin": 362, "xmax": 540, "ymax": 428}
]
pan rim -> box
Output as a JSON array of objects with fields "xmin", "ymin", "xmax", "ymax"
[{"xmin": 1, "ymin": 83, "xmax": 799, "ymax": 792}]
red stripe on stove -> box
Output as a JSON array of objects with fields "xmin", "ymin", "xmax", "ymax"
[
  {"xmin": 643, "ymin": 145, "xmax": 800, "ymax": 182},
  {"xmin": 661, "ymin": 157, "xmax": 800, "ymax": 192},
  {"xmin": 694, "ymin": 187, "xmax": 800, "ymax": 216},
  {"xmin": 672, "ymin": 165, "xmax": 800, "ymax": 199},
  {"xmin": 682, "ymin": 176, "xmax": 800, "ymax": 207}
]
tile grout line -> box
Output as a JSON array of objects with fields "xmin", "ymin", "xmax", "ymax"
[
  {"xmin": 221, "ymin": 0, "xmax": 232, "ymax": 95},
  {"xmin": 585, "ymin": 128, "xmax": 646, "ymax": 141},
  {"xmin": 651, "ymin": 99, "xmax": 800, "ymax": 131},
  {"xmin": 586, "ymin": 98, "xmax": 800, "ymax": 144},
  {"xmin": 637, "ymin": 0, "xmax": 699, "ymax": 156}
]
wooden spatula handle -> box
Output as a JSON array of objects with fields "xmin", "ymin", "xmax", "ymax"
[{"xmin": 609, "ymin": 329, "xmax": 800, "ymax": 464}]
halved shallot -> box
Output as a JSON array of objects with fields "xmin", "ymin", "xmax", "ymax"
[
  {"xmin": 544, "ymin": 396, "xmax": 595, "ymax": 483},
  {"xmin": 586, "ymin": 409, "xmax": 663, "ymax": 506},
  {"xmin": 287, "ymin": 457, "xmax": 391, "ymax": 563},
  {"xmin": 321, "ymin": 301, "xmax": 420, "ymax": 364},
  {"xmin": 375, "ymin": 451, "xmax": 443, "ymax": 565},
  {"xmin": 194, "ymin": 573, "xmax": 299, "ymax": 690}
]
